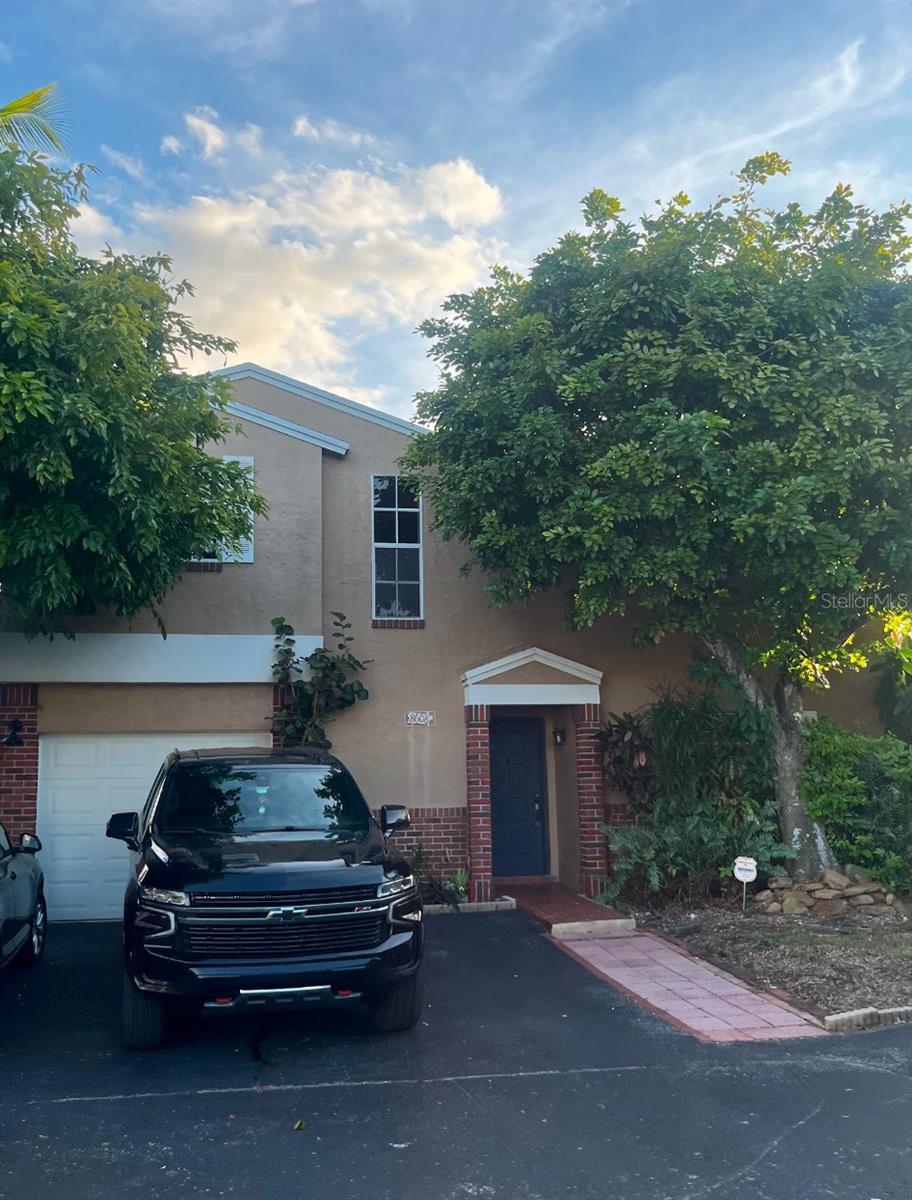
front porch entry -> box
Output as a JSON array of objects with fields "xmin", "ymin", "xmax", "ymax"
[{"xmin": 463, "ymin": 647, "xmax": 608, "ymax": 902}]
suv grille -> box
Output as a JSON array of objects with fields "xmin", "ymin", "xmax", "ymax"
[
  {"xmin": 181, "ymin": 914, "xmax": 388, "ymax": 960},
  {"xmin": 189, "ymin": 885, "xmax": 380, "ymax": 907}
]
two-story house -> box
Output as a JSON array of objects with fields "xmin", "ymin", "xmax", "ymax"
[{"xmin": 0, "ymin": 364, "xmax": 879, "ymax": 919}]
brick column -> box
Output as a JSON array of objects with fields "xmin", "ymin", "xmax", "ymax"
[
  {"xmin": 572, "ymin": 702, "xmax": 608, "ymax": 898},
  {"xmin": 465, "ymin": 704, "xmax": 492, "ymax": 902},
  {"xmin": 0, "ymin": 684, "xmax": 39, "ymax": 842}
]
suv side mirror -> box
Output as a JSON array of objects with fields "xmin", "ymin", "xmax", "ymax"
[
  {"xmin": 17, "ymin": 832, "xmax": 41, "ymax": 854},
  {"xmin": 106, "ymin": 811, "xmax": 140, "ymax": 850},
  {"xmin": 380, "ymin": 805, "xmax": 411, "ymax": 834}
]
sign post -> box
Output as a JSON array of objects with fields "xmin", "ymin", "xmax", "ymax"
[{"xmin": 733, "ymin": 855, "xmax": 758, "ymax": 913}]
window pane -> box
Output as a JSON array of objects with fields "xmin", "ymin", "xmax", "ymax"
[
  {"xmin": 373, "ymin": 510, "xmax": 396, "ymax": 543},
  {"xmin": 373, "ymin": 476, "xmax": 396, "ymax": 508},
  {"xmin": 397, "ymin": 547, "xmax": 419, "ymax": 582},
  {"xmin": 397, "ymin": 510, "xmax": 419, "ymax": 544},
  {"xmin": 375, "ymin": 582, "xmax": 396, "ymax": 617},
  {"xmin": 375, "ymin": 547, "xmax": 396, "ymax": 582},
  {"xmin": 396, "ymin": 584, "xmax": 421, "ymax": 617},
  {"xmin": 396, "ymin": 479, "xmax": 419, "ymax": 509}
]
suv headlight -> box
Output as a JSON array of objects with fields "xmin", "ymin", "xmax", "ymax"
[
  {"xmin": 378, "ymin": 874, "xmax": 415, "ymax": 899},
  {"xmin": 139, "ymin": 886, "xmax": 189, "ymax": 907}
]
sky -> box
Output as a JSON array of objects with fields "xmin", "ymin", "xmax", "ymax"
[{"xmin": 2, "ymin": 0, "xmax": 911, "ymax": 417}]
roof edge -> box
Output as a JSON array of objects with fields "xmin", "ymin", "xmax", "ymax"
[{"xmin": 213, "ymin": 362, "xmax": 425, "ymax": 438}]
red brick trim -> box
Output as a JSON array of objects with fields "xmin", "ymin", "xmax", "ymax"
[
  {"xmin": 183, "ymin": 560, "xmax": 223, "ymax": 573},
  {"xmin": 465, "ymin": 708, "xmax": 493, "ymax": 902},
  {"xmin": 0, "ymin": 683, "xmax": 39, "ymax": 841},
  {"xmin": 377, "ymin": 806, "xmax": 468, "ymax": 876},
  {"xmin": 371, "ymin": 619, "xmax": 425, "ymax": 629},
  {"xmin": 572, "ymin": 702, "xmax": 608, "ymax": 898}
]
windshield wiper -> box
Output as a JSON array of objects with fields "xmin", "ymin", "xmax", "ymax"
[{"xmin": 248, "ymin": 825, "xmax": 330, "ymax": 833}]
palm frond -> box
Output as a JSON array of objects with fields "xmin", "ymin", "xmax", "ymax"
[{"xmin": 0, "ymin": 83, "xmax": 67, "ymax": 154}]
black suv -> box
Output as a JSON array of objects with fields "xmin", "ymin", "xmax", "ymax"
[{"xmin": 106, "ymin": 747, "xmax": 423, "ymax": 1049}]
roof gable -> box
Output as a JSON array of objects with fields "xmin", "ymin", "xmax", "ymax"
[
  {"xmin": 462, "ymin": 647, "xmax": 603, "ymax": 686},
  {"xmin": 222, "ymin": 398, "xmax": 349, "ymax": 455},
  {"xmin": 213, "ymin": 362, "xmax": 423, "ymax": 438}
]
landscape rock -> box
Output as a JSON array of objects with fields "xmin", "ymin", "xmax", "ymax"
[
  {"xmin": 843, "ymin": 882, "xmax": 881, "ymax": 897},
  {"xmin": 769, "ymin": 877, "xmax": 791, "ymax": 889},
  {"xmin": 782, "ymin": 894, "xmax": 810, "ymax": 914},
  {"xmin": 822, "ymin": 870, "xmax": 851, "ymax": 890},
  {"xmin": 845, "ymin": 865, "xmax": 874, "ymax": 884},
  {"xmin": 754, "ymin": 889, "xmax": 773, "ymax": 902},
  {"xmin": 850, "ymin": 893, "xmax": 875, "ymax": 906},
  {"xmin": 812, "ymin": 899, "xmax": 848, "ymax": 916},
  {"xmin": 765, "ymin": 902, "xmax": 782, "ymax": 914},
  {"xmin": 782, "ymin": 889, "xmax": 813, "ymax": 907},
  {"xmin": 798, "ymin": 881, "xmax": 824, "ymax": 892},
  {"xmin": 863, "ymin": 905, "xmax": 895, "ymax": 915},
  {"xmin": 812, "ymin": 889, "xmax": 841, "ymax": 900}
]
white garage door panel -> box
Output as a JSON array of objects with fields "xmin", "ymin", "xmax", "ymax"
[{"xmin": 38, "ymin": 732, "xmax": 272, "ymax": 920}]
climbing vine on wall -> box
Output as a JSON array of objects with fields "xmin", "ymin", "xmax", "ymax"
[{"xmin": 271, "ymin": 614, "xmax": 370, "ymax": 749}]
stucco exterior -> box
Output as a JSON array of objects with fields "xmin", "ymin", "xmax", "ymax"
[{"xmin": 0, "ymin": 364, "xmax": 885, "ymax": 911}]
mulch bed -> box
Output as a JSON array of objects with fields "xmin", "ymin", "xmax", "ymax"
[{"xmin": 637, "ymin": 901, "xmax": 912, "ymax": 1015}]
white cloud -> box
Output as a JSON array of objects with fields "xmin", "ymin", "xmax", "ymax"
[
  {"xmin": 73, "ymin": 204, "xmax": 126, "ymax": 255},
  {"xmin": 293, "ymin": 114, "xmax": 377, "ymax": 148},
  {"xmin": 160, "ymin": 134, "xmax": 183, "ymax": 155},
  {"xmin": 0, "ymin": 42, "xmax": 12, "ymax": 63},
  {"xmin": 184, "ymin": 106, "xmax": 227, "ymax": 159},
  {"xmin": 75, "ymin": 151, "xmax": 503, "ymax": 404},
  {"xmin": 100, "ymin": 144, "xmax": 146, "ymax": 181}
]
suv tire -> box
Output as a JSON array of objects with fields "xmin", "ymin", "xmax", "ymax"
[
  {"xmin": 20, "ymin": 892, "xmax": 47, "ymax": 966},
  {"xmin": 368, "ymin": 971, "xmax": 423, "ymax": 1032},
  {"xmin": 122, "ymin": 973, "xmax": 165, "ymax": 1050}
]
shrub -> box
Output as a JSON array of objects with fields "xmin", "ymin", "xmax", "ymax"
[
  {"xmin": 801, "ymin": 718, "xmax": 912, "ymax": 895},
  {"xmin": 599, "ymin": 687, "xmax": 792, "ymax": 908}
]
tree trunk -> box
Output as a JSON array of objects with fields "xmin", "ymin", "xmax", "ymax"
[
  {"xmin": 703, "ymin": 636, "xmax": 836, "ymax": 879},
  {"xmin": 771, "ymin": 675, "xmax": 837, "ymax": 879}
]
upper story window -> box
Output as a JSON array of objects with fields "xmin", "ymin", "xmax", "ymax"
[
  {"xmin": 372, "ymin": 475, "xmax": 422, "ymax": 619},
  {"xmin": 194, "ymin": 455, "xmax": 255, "ymax": 565}
]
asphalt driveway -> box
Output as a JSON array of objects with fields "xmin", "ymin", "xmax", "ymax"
[{"xmin": 1, "ymin": 911, "xmax": 910, "ymax": 1200}]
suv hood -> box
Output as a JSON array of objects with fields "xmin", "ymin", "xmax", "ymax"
[{"xmin": 141, "ymin": 825, "xmax": 407, "ymax": 893}]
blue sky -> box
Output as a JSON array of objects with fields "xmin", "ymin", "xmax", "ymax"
[{"xmin": 3, "ymin": 0, "xmax": 911, "ymax": 415}]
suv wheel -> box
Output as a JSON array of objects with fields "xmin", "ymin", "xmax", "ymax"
[
  {"xmin": 368, "ymin": 971, "xmax": 423, "ymax": 1032},
  {"xmin": 122, "ymin": 973, "xmax": 165, "ymax": 1050},
  {"xmin": 20, "ymin": 892, "xmax": 47, "ymax": 966}
]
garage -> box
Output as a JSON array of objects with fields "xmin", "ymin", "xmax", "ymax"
[{"xmin": 37, "ymin": 732, "xmax": 273, "ymax": 920}]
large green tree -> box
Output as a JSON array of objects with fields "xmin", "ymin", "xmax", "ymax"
[
  {"xmin": 0, "ymin": 146, "xmax": 266, "ymax": 634},
  {"xmin": 404, "ymin": 154, "xmax": 912, "ymax": 878}
]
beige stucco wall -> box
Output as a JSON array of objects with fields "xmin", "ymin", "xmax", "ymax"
[
  {"xmin": 55, "ymin": 417, "xmax": 324, "ymax": 637},
  {"xmin": 37, "ymin": 684, "xmax": 274, "ymax": 735}
]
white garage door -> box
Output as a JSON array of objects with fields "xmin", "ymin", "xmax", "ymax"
[{"xmin": 37, "ymin": 732, "xmax": 273, "ymax": 920}]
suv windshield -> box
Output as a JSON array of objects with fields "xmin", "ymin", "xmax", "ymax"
[{"xmin": 153, "ymin": 762, "xmax": 372, "ymax": 837}]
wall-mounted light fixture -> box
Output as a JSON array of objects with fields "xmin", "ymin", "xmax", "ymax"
[
  {"xmin": 552, "ymin": 726, "xmax": 566, "ymax": 746},
  {"xmin": 3, "ymin": 719, "xmax": 24, "ymax": 747}
]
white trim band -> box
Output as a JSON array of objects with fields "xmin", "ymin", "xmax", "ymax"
[
  {"xmin": 0, "ymin": 633, "xmax": 322, "ymax": 684},
  {"xmin": 463, "ymin": 683, "xmax": 601, "ymax": 707}
]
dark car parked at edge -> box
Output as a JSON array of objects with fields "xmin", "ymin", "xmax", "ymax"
[
  {"xmin": 0, "ymin": 823, "xmax": 46, "ymax": 972},
  {"xmin": 106, "ymin": 747, "xmax": 423, "ymax": 1049}
]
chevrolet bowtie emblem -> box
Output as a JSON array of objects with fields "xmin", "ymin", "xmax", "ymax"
[{"xmin": 266, "ymin": 906, "xmax": 309, "ymax": 922}]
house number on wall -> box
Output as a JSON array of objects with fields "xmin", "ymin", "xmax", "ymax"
[{"xmin": 405, "ymin": 711, "xmax": 435, "ymax": 727}]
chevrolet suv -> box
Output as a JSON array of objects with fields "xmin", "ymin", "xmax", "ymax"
[{"xmin": 106, "ymin": 747, "xmax": 423, "ymax": 1049}]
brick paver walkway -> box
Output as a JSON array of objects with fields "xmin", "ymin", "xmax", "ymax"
[{"xmin": 553, "ymin": 929, "xmax": 828, "ymax": 1044}]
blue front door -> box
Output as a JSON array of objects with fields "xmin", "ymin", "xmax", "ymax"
[{"xmin": 491, "ymin": 718, "xmax": 548, "ymax": 877}]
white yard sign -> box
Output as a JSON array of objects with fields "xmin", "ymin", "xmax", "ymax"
[{"xmin": 733, "ymin": 856, "xmax": 758, "ymax": 883}]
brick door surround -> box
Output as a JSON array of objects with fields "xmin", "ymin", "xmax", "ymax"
[{"xmin": 463, "ymin": 699, "xmax": 607, "ymax": 903}]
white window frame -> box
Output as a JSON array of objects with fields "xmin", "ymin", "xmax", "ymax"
[
  {"xmin": 193, "ymin": 455, "xmax": 255, "ymax": 565},
  {"xmin": 371, "ymin": 473, "xmax": 423, "ymax": 620}
]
